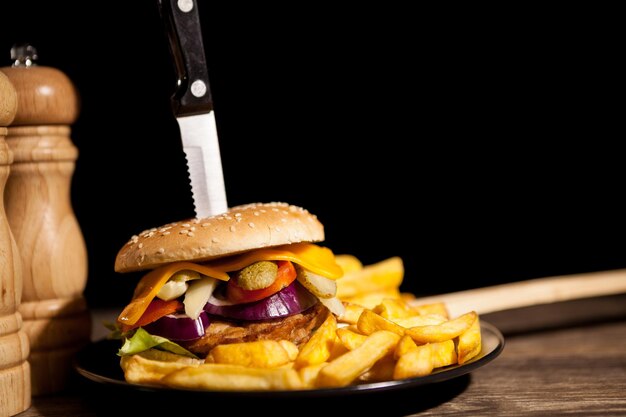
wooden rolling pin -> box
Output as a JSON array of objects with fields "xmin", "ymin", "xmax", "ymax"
[
  {"xmin": 0, "ymin": 70, "xmax": 31, "ymax": 416},
  {"xmin": 411, "ymin": 268, "xmax": 626, "ymax": 319},
  {"xmin": 1, "ymin": 45, "xmax": 91, "ymax": 395}
]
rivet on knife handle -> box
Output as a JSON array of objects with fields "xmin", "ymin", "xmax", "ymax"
[{"xmin": 159, "ymin": 0, "xmax": 228, "ymax": 218}]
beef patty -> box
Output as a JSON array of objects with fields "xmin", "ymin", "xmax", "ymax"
[{"xmin": 185, "ymin": 302, "xmax": 329, "ymax": 357}]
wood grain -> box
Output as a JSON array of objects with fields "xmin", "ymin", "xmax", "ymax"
[
  {"xmin": 0, "ymin": 66, "xmax": 78, "ymax": 126},
  {"xmin": 412, "ymin": 268, "xmax": 626, "ymax": 318},
  {"xmin": 0, "ymin": 72, "xmax": 31, "ymax": 416},
  {"xmin": 2, "ymin": 66, "xmax": 90, "ymax": 396}
]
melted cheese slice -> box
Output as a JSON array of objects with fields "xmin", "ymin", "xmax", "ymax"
[
  {"xmin": 209, "ymin": 243, "xmax": 343, "ymax": 279},
  {"xmin": 118, "ymin": 262, "xmax": 229, "ymax": 326},
  {"xmin": 118, "ymin": 243, "xmax": 343, "ymax": 326}
]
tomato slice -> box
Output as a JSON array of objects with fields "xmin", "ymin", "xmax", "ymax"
[
  {"xmin": 226, "ymin": 260, "xmax": 297, "ymax": 304},
  {"xmin": 120, "ymin": 298, "xmax": 183, "ymax": 332}
]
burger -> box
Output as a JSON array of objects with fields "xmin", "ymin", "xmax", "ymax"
[{"xmin": 113, "ymin": 202, "xmax": 345, "ymax": 361}]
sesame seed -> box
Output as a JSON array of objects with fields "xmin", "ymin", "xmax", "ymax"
[
  {"xmin": 138, "ymin": 243, "xmax": 144, "ymax": 249},
  {"xmin": 190, "ymin": 226, "xmax": 196, "ymax": 231},
  {"xmin": 281, "ymin": 218, "xmax": 287, "ymax": 223},
  {"xmin": 188, "ymin": 232, "xmax": 195, "ymax": 237},
  {"xmin": 275, "ymin": 227, "xmax": 281, "ymax": 232},
  {"xmin": 260, "ymin": 209, "xmax": 266, "ymax": 213},
  {"xmin": 157, "ymin": 248, "xmax": 165, "ymax": 254},
  {"xmin": 201, "ymin": 223, "xmax": 210, "ymax": 227},
  {"xmin": 193, "ymin": 219, "xmax": 201, "ymax": 224},
  {"xmin": 149, "ymin": 228, "xmax": 157, "ymax": 232},
  {"xmin": 212, "ymin": 237, "xmax": 219, "ymax": 243},
  {"xmin": 236, "ymin": 217, "xmax": 242, "ymax": 222},
  {"xmin": 182, "ymin": 223, "xmax": 190, "ymax": 228},
  {"xmin": 229, "ymin": 225, "xmax": 236, "ymax": 232},
  {"xmin": 127, "ymin": 241, "xmax": 134, "ymax": 246},
  {"xmin": 253, "ymin": 211, "xmax": 260, "ymax": 216},
  {"xmin": 162, "ymin": 231, "xmax": 171, "ymax": 236},
  {"xmin": 272, "ymin": 208, "xmax": 279, "ymax": 212},
  {"xmin": 234, "ymin": 213, "xmax": 242, "ymax": 218},
  {"xmin": 179, "ymin": 230, "xmax": 188, "ymax": 234},
  {"xmin": 131, "ymin": 235, "xmax": 138, "ymax": 240},
  {"xmin": 248, "ymin": 222, "xmax": 255, "ymax": 228}
]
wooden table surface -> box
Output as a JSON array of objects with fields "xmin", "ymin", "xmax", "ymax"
[{"xmin": 18, "ymin": 293, "xmax": 626, "ymax": 417}]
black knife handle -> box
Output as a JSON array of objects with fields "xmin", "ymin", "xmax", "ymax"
[{"xmin": 158, "ymin": 0, "xmax": 213, "ymax": 116}]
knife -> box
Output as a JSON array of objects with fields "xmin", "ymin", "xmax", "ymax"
[{"xmin": 158, "ymin": 0, "xmax": 228, "ymax": 218}]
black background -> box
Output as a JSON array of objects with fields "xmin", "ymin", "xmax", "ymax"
[{"xmin": 1, "ymin": 3, "xmax": 623, "ymax": 308}]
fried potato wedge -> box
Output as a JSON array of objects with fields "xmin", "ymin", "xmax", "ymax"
[
  {"xmin": 430, "ymin": 340, "xmax": 457, "ymax": 368},
  {"xmin": 393, "ymin": 344, "xmax": 433, "ymax": 380},
  {"xmin": 336, "ymin": 257, "xmax": 404, "ymax": 299},
  {"xmin": 334, "ymin": 254, "xmax": 363, "ymax": 275},
  {"xmin": 295, "ymin": 313, "xmax": 337, "ymax": 368},
  {"xmin": 298, "ymin": 362, "xmax": 328, "ymax": 389},
  {"xmin": 394, "ymin": 335, "xmax": 419, "ymax": 360},
  {"xmin": 373, "ymin": 298, "xmax": 413, "ymax": 320},
  {"xmin": 457, "ymin": 316, "xmax": 482, "ymax": 364},
  {"xmin": 406, "ymin": 311, "xmax": 477, "ymax": 344},
  {"xmin": 338, "ymin": 303, "xmax": 365, "ymax": 324},
  {"xmin": 357, "ymin": 309, "xmax": 406, "ymax": 336},
  {"xmin": 278, "ymin": 340, "xmax": 300, "ymax": 362},
  {"xmin": 316, "ymin": 330, "xmax": 400, "ymax": 388},
  {"xmin": 210, "ymin": 340, "xmax": 293, "ymax": 368},
  {"xmin": 162, "ymin": 363, "xmax": 303, "ymax": 391},
  {"xmin": 336, "ymin": 328, "xmax": 368, "ymax": 350},
  {"xmin": 342, "ymin": 288, "xmax": 402, "ymax": 309},
  {"xmin": 120, "ymin": 353, "xmax": 201, "ymax": 386},
  {"xmin": 392, "ymin": 314, "xmax": 447, "ymax": 328},
  {"xmin": 358, "ymin": 355, "xmax": 396, "ymax": 383}
]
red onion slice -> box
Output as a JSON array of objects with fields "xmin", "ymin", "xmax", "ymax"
[
  {"xmin": 144, "ymin": 311, "xmax": 209, "ymax": 341},
  {"xmin": 204, "ymin": 281, "xmax": 317, "ymax": 321}
]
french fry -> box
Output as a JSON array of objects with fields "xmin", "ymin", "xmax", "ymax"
[
  {"xmin": 373, "ymin": 298, "xmax": 413, "ymax": 320},
  {"xmin": 334, "ymin": 254, "xmax": 363, "ymax": 275},
  {"xmin": 406, "ymin": 311, "xmax": 477, "ymax": 344},
  {"xmin": 457, "ymin": 316, "xmax": 482, "ymax": 364},
  {"xmin": 336, "ymin": 257, "xmax": 404, "ymax": 299},
  {"xmin": 394, "ymin": 335, "xmax": 418, "ymax": 360},
  {"xmin": 392, "ymin": 314, "xmax": 447, "ymax": 328},
  {"xmin": 298, "ymin": 362, "xmax": 327, "ymax": 389},
  {"xmin": 430, "ymin": 340, "xmax": 457, "ymax": 368},
  {"xmin": 342, "ymin": 288, "xmax": 402, "ymax": 309},
  {"xmin": 336, "ymin": 328, "xmax": 368, "ymax": 350},
  {"xmin": 295, "ymin": 313, "xmax": 337, "ymax": 368},
  {"xmin": 410, "ymin": 302, "xmax": 449, "ymax": 319},
  {"xmin": 278, "ymin": 340, "xmax": 299, "ymax": 362},
  {"xmin": 162, "ymin": 363, "xmax": 303, "ymax": 391},
  {"xmin": 357, "ymin": 309, "xmax": 405, "ymax": 336},
  {"xmin": 328, "ymin": 336, "xmax": 350, "ymax": 360},
  {"xmin": 338, "ymin": 303, "xmax": 365, "ymax": 324},
  {"xmin": 393, "ymin": 344, "xmax": 433, "ymax": 380},
  {"xmin": 316, "ymin": 330, "xmax": 401, "ymax": 388},
  {"xmin": 120, "ymin": 353, "xmax": 200, "ymax": 386},
  {"xmin": 210, "ymin": 340, "xmax": 292, "ymax": 368},
  {"xmin": 358, "ymin": 356, "xmax": 396, "ymax": 382}
]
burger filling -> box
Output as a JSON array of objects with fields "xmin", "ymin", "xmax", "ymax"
[{"xmin": 115, "ymin": 243, "xmax": 344, "ymax": 359}]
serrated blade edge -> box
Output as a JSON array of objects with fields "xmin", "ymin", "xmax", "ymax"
[{"xmin": 176, "ymin": 112, "xmax": 228, "ymax": 218}]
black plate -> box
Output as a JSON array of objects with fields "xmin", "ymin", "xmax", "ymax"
[{"xmin": 73, "ymin": 320, "xmax": 504, "ymax": 398}]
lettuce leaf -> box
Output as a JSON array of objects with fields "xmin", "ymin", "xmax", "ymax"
[{"xmin": 117, "ymin": 328, "xmax": 199, "ymax": 359}]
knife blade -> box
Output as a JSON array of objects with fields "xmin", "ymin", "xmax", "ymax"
[{"xmin": 158, "ymin": 0, "xmax": 228, "ymax": 218}]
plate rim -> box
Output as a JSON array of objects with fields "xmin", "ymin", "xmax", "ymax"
[{"xmin": 73, "ymin": 320, "xmax": 505, "ymax": 397}]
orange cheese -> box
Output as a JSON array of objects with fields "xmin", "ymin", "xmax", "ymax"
[
  {"xmin": 117, "ymin": 243, "xmax": 343, "ymax": 326},
  {"xmin": 117, "ymin": 262, "xmax": 229, "ymax": 326},
  {"xmin": 208, "ymin": 243, "xmax": 344, "ymax": 279}
]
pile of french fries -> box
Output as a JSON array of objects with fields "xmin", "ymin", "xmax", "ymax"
[{"xmin": 120, "ymin": 255, "xmax": 482, "ymax": 391}]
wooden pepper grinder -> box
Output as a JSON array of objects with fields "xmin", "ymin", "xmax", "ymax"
[
  {"xmin": 0, "ymin": 68, "xmax": 31, "ymax": 417},
  {"xmin": 1, "ymin": 44, "xmax": 91, "ymax": 395}
]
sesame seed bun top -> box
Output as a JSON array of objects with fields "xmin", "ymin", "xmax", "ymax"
[{"xmin": 114, "ymin": 202, "xmax": 325, "ymax": 273}]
